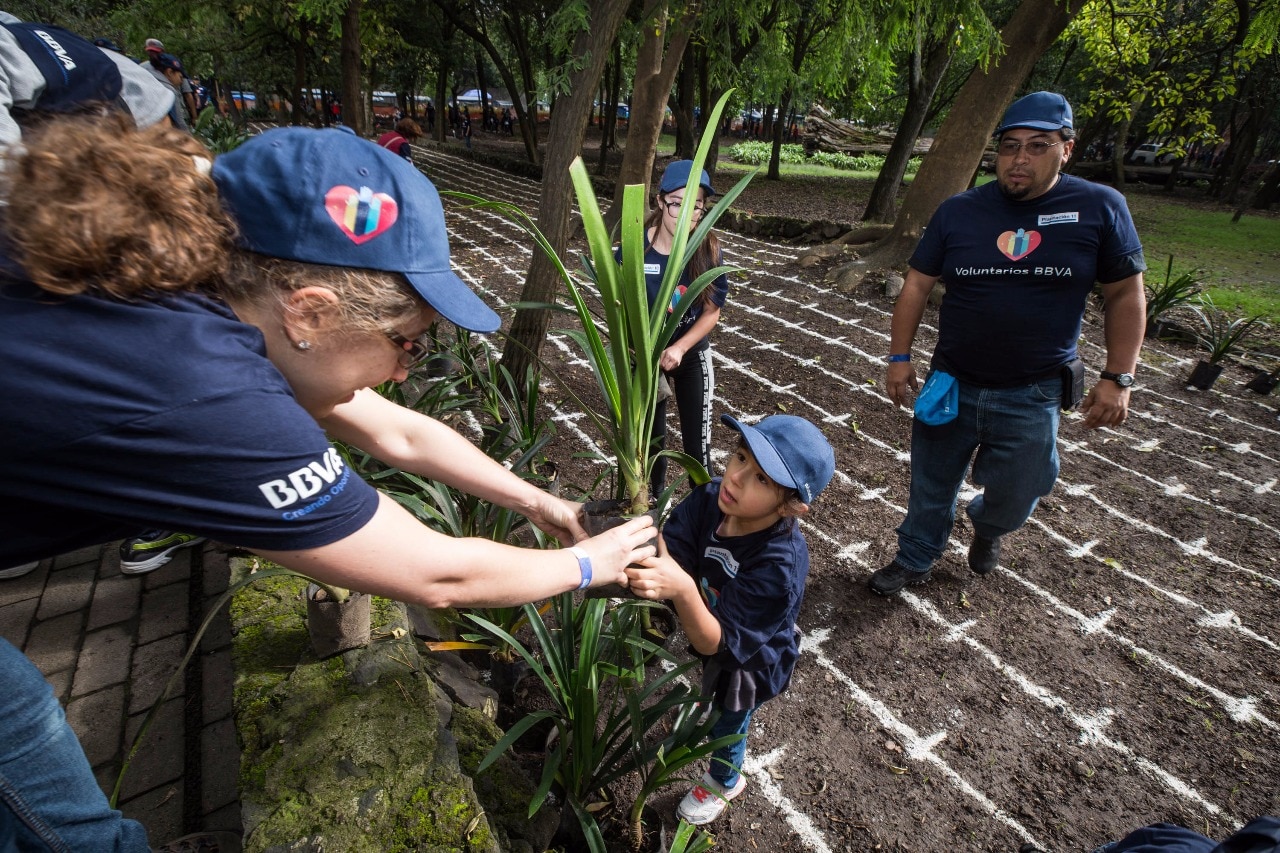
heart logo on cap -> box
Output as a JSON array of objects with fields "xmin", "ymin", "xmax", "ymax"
[
  {"xmin": 996, "ymin": 228, "xmax": 1041, "ymax": 261},
  {"xmin": 324, "ymin": 185, "xmax": 398, "ymax": 245}
]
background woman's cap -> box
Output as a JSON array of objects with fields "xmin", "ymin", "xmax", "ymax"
[
  {"xmin": 720, "ymin": 414, "xmax": 836, "ymax": 504},
  {"xmin": 659, "ymin": 159, "xmax": 716, "ymax": 196},
  {"xmin": 994, "ymin": 91, "xmax": 1073, "ymax": 135},
  {"xmin": 211, "ymin": 127, "xmax": 500, "ymax": 333}
]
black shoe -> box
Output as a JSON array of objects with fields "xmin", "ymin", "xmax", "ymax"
[
  {"xmin": 119, "ymin": 530, "xmax": 206, "ymax": 575},
  {"xmin": 968, "ymin": 535, "xmax": 1002, "ymax": 575},
  {"xmin": 869, "ymin": 561, "xmax": 931, "ymax": 596},
  {"xmin": 152, "ymin": 831, "xmax": 242, "ymax": 853}
]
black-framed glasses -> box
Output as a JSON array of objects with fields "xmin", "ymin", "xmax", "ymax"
[
  {"xmin": 996, "ymin": 139, "xmax": 1064, "ymax": 157},
  {"xmin": 384, "ymin": 330, "xmax": 432, "ymax": 369},
  {"xmin": 662, "ymin": 199, "xmax": 706, "ymax": 215}
]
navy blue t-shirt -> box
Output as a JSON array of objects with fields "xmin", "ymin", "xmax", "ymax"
[
  {"xmin": 0, "ymin": 279, "xmax": 380, "ymax": 565},
  {"xmin": 662, "ymin": 479, "xmax": 808, "ymax": 711},
  {"xmin": 911, "ymin": 174, "xmax": 1145, "ymax": 386},
  {"xmin": 614, "ymin": 238, "xmax": 729, "ymax": 353}
]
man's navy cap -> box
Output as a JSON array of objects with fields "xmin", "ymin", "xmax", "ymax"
[
  {"xmin": 92, "ymin": 37, "xmax": 122, "ymax": 52},
  {"xmin": 212, "ymin": 127, "xmax": 500, "ymax": 333},
  {"xmin": 720, "ymin": 414, "xmax": 836, "ymax": 504},
  {"xmin": 154, "ymin": 52, "xmax": 184, "ymax": 73},
  {"xmin": 658, "ymin": 159, "xmax": 716, "ymax": 196},
  {"xmin": 995, "ymin": 91, "xmax": 1073, "ymax": 135}
]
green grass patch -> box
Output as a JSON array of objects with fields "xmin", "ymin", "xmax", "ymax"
[{"xmin": 1125, "ymin": 190, "xmax": 1280, "ymax": 320}]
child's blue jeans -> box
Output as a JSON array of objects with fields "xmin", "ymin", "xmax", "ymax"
[{"xmin": 708, "ymin": 705, "xmax": 755, "ymax": 789}]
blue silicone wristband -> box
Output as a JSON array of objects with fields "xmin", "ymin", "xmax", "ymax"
[
  {"xmin": 887, "ymin": 353, "xmax": 912, "ymax": 363},
  {"xmin": 569, "ymin": 546, "xmax": 592, "ymax": 590}
]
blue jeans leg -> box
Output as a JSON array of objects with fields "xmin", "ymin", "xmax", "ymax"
[
  {"xmin": 0, "ymin": 639, "xmax": 150, "ymax": 853},
  {"xmin": 966, "ymin": 382, "xmax": 1060, "ymax": 540},
  {"xmin": 707, "ymin": 705, "xmax": 754, "ymax": 789},
  {"xmin": 896, "ymin": 378, "xmax": 1060, "ymax": 570}
]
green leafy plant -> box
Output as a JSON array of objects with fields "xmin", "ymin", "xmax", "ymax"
[
  {"xmin": 192, "ymin": 105, "xmax": 251, "ymax": 154},
  {"xmin": 667, "ymin": 819, "xmax": 715, "ymax": 853},
  {"xmin": 472, "ymin": 594, "xmax": 742, "ymax": 852},
  {"xmin": 1145, "ymin": 255, "xmax": 1204, "ymax": 334},
  {"xmin": 345, "ymin": 328, "xmax": 557, "ymax": 664},
  {"xmin": 449, "ymin": 91, "xmax": 750, "ymax": 517},
  {"xmin": 1188, "ymin": 296, "xmax": 1266, "ymax": 364}
]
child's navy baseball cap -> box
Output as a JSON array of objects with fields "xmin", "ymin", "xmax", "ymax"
[
  {"xmin": 994, "ymin": 91, "xmax": 1073, "ymax": 135},
  {"xmin": 720, "ymin": 414, "xmax": 836, "ymax": 504},
  {"xmin": 658, "ymin": 160, "xmax": 716, "ymax": 196},
  {"xmin": 212, "ymin": 126, "xmax": 500, "ymax": 333}
]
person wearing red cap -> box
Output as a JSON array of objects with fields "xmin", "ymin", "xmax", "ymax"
[
  {"xmin": 0, "ymin": 115, "xmax": 655, "ymax": 853},
  {"xmin": 869, "ymin": 91, "xmax": 1147, "ymax": 596}
]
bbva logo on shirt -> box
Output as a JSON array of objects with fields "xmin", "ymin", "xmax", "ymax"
[{"xmin": 257, "ymin": 447, "xmax": 348, "ymax": 509}]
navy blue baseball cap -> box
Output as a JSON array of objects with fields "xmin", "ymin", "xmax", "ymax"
[
  {"xmin": 995, "ymin": 91, "xmax": 1073, "ymax": 135},
  {"xmin": 720, "ymin": 414, "xmax": 836, "ymax": 504},
  {"xmin": 212, "ymin": 127, "xmax": 500, "ymax": 333},
  {"xmin": 658, "ymin": 160, "xmax": 716, "ymax": 196}
]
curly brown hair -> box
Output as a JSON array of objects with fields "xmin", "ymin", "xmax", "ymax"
[{"xmin": 1, "ymin": 113, "xmax": 234, "ymax": 299}]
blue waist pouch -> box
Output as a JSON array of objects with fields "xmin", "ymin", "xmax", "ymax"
[{"xmin": 914, "ymin": 370, "xmax": 959, "ymax": 425}]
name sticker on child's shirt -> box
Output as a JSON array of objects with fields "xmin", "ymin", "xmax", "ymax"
[{"xmin": 644, "ymin": 263, "xmax": 662, "ymax": 275}]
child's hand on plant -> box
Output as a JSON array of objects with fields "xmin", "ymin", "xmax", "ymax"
[{"xmin": 627, "ymin": 534, "xmax": 696, "ymax": 602}]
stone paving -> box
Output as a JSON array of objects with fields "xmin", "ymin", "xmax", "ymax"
[{"xmin": 0, "ymin": 542, "xmax": 242, "ymax": 846}]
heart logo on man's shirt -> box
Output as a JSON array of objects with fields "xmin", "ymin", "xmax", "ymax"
[{"xmin": 996, "ymin": 228, "xmax": 1041, "ymax": 261}]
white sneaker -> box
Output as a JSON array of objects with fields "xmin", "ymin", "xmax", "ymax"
[
  {"xmin": 676, "ymin": 771, "xmax": 747, "ymax": 825},
  {"xmin": 0, "ymin": 561, "xmax": 39, "ymax": 580}
]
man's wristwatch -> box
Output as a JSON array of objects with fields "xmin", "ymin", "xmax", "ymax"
[{"xmin": 1100, "ymin": 370, "xmax": 1135, "ymax": 388}]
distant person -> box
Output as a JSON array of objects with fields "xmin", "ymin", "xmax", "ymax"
[
  {"xmin": 140, "ymin": 51, "xmax": 189, "ymax": 131},
  {"xmin": 0, "ymin": 115, "xmax": 654, "ymax": 852},
  {"xmin": 377, "ymin": 117, "xmax": 422, "ymax": 161},
  {"xmin": 626, "ymin": 414, "xmax": 835, "ymax": 825},
  {"xmin": 425, "ymin": 100, "xmax": 435, "ymax": 133},
  {"xmin": 868, "ymin": 91, "xmax": 1146, "ymax": 596},
  {"xmin": 142, "ymin": 37, "xmax": 196, "ymax": 121}
]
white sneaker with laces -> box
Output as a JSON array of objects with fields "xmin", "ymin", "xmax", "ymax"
[{"xmin": 676, "ymin": 771, "xmax": 747, "ymax": 825}]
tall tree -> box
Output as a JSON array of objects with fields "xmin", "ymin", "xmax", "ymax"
[
  {"xmin": 500, "ymin": 0, "xmax": 632, "ymax": 380},
  {"xmin": 431, "ymin": 0, "xmax": 543, "ymax": 165},
  {"xmin": 857, "ymin": 0, "xmax": 1082, "ymax": 268},
  {"xmin": 605, "ymin": 0, "xmax": 698, "ymax": 228}
]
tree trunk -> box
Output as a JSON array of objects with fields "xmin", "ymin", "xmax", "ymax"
[
  {"xmin": 291, "ymin": 31, "xmax": 307, "ymax": 126},
  {"xmin": 340, "ymin": 0, "xmax": 364, "ymax": 136},
  {"xmin": 434, "ymin": 0, "xmax": 540, "ymax": 165},
  {"xmin": 605, "ymin": 1, "xmax": 695, "ymax": 229},
  {"xmin": 859, "ymin": 0, "xmax": 1081, "ymax": 268},
  {"xmin": 500, "ymin": 0, "xmax": 632, "ymax": 380},
  {"xmin": 671, "ymin": 52, "xmax": 695, "ymax": 159},
  {"xmin": 863, "ymin": 27, "xmax": 955, "ymax": 223}
]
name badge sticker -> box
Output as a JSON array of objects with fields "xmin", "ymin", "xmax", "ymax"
[
  {"xmin": 644, "ymin": 262, "xmax": 662, "ymax": 275},
  {"xmin": 1038, "ymin": 211, "xmax": 1079, "ymax": 225}
]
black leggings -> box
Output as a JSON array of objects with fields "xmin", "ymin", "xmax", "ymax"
[{"xmin": 650, "ymin": 345, "xmax": 715, "ymax": 498}]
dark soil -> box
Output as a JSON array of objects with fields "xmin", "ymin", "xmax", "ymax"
[{"xmin": 421, "ymin": 130, "xmax": 1280, "ymax": 853}]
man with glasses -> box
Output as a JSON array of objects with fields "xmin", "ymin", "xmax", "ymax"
[{"xmin": 869, "ymin": 91, "xmax": 1147, "ymax": 596}]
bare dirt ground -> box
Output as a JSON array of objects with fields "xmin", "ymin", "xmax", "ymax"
[{"xmin": 416, "ymin": 132, "xmax": 1280, "ymax": 853}]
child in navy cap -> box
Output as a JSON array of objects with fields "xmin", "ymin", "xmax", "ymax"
[{"xmin": 627, "ymin": 412, "xmax": 836, "ymax": 825}]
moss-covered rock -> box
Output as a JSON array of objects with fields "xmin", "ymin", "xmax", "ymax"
[{"xmin": 231, "ymin": 564, "xmax": 498, "ymax": 853}]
